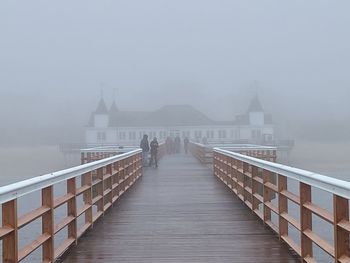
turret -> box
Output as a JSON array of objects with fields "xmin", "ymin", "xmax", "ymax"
[
  {"xmin": 248, "ymin": 96, "xmax": 264, "ymax": 126},
  {"xmin": 93, "ymin": 98, "xmax": 109, "ymax": 128},
  {"xmin": 108, "ymin": 100, "xmax": 119, "ymax": 127}
]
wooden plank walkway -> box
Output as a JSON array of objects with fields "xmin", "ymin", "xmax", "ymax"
[{"xmin": 62, "ymin": 153, "xmax": 299, "ymax": 263}]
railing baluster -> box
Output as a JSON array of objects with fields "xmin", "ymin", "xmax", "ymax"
[
  {"xmin": 300, "ymin": 182, "xmax": 313, "ymax": 260},
  {"xmin": 67, "ymin": 178, "xmax": 77, "ymax": 244},
  {"xmin": 2, "ymin": 199, "xmax": 18, "ymax": 263},
  {"xmin": 42, "ymin": 186, "xmax": 54, "ymax": 262},
  {"xmin": 252, "ymin": 166, "xmax": 258, "ymax": 211},
  {"xmin": 263, "ymin": 170, "xmax": 272, "ymax": 223},
  {"xmin": 278, "ymin": 174, "xmax": 288, "ymax": 239},
  {"xmin": 83, "ymin": 172, "xmax": 93, "ymax": 228},
  {"xmin": 333, "ymin": 194, "xmax": 349, "ymax": 262},
  {"xmin": 97, "ymin": 167, "xmax": 104, "ymax": 215}
]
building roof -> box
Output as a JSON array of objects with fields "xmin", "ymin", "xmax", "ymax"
[
  {"xmin": 247, "ymin": 96, "xmax": 264, "ymax": 112},
  {"xmin": 88, "ymin": 97, "xmax": 273, "ymax": 127},
  {"xmin": 107, "ymin": 105, "xmax": 216, "ymax": 127},
  {"xmin": 95, "ymin": 98, "xmax": 108, "ymax": 114}
]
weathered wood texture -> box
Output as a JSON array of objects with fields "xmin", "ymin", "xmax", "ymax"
[{"xmin": 63, "ymin": 154, "xmax": 299, "ymax": 263}]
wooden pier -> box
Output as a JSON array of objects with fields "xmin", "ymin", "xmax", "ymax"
[
  {"xmin": 1, "ymin": 143, "xmax": 350, "ymax": 262},
  {"xmin": 62, "ymin": 153, "xmax": 299, "ymax": 262}
]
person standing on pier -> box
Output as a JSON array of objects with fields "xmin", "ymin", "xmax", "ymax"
[
  {"xmin": 140, "ymin": 134, "xmax": 150, "ymax": 166},
  {"xmin": 149, "ymin": 137, "xmax": 159, "ymax": 168},
  {"xmin": 184, "ymin": 137, "xmax": 189, "ymax": 154},
  {"xmin": 174, "ymin": 135, "xmax": 181, "ymax": 153}
]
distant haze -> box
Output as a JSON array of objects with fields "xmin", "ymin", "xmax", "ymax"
[{"xmin": 0, "ymin": 1, "xmax": 349, "ymax": 145}]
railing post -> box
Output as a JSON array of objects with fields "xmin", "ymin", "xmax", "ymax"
[
  {"xmin": 278, "ymin": 175, "xmax": 288, "ymax": 239},
  {"xmin": 333, "ymin": 194, "xmax": 349, "ymax": 262},
  {"xmin": 252, "ymin": 166, "xmax": 258, "ymax": 211},
  {"xmin": 2, "ymin": 199, "xmax": 18, "ymax": 263},
  {"xmin": 42, "ymin": 186, "xmax": 54, "ymax": 262},
  {"xmin": 80, "ymin": 152, "xmax": 85, "ymax": 164},
  {"xmin": 106, "ymin": 164, "xmax": 113, "ymax": 206},
  {"xmin": 300, "ymin": 182, "xmax": 312, "ymax": 260},
  {"xmin": 83, "ymin": 172, "xmax": 93, "ymax": 228},
  {"xmin": 97, "ymin": 167, "xmax": 104, "ymax": 214},
  {"xmin": 263, "ymin": 170, "xmax": 272, "ymax": 223},
  {"xmin": 67, "ymin": 178, "xmax": 77, "ymax": 244}
]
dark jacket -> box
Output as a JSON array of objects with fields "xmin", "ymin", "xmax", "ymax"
[
  {"xmin": 150, "ymin": 140, "xmax": 159, "ymax": 153},
  {"xmin": 140, "ymin": 138, "xmax": 150, "ymax": 152}
]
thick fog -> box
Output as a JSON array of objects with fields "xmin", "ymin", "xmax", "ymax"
[{"xmin": 0, "ymin": 0, "xmax": 349, "ymax": 145}]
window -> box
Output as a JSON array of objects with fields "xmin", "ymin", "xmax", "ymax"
[
  {"xmin": 206, "ymin": 130, "xmax": 214, "ymax": 139},
  {"xmin": 235, "ymin": 130, "xmax": 240, "ymax": 139},
  {"xmin": 182, "ymin": 131, "xmax": 190, "ymax": 138},
  {"xmin": 252, "ymin": 129, "xmax": 261, "ymax": 139},
  {"xmin": 119, "ymin": 132, "xmax": 126, "ymax": 140},
  {"xmin": 195, "ymin": 130, "xmax": 202, "ymax": 138},
  {"xmin": 160, "ymin": 131, "xmax": 167, "ymax": 139},
  {"xmin": 218, "ymin": 130, "xmax": 227, "ymax": 139},
  {"xmin": 129, "ymin": 131, "xmax": 136, "ymax": 140},
  {"xmin": 97, "ymin": 131, "xmax": 106, "ymax": 141}
]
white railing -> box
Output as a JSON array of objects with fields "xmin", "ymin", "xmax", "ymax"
[
  {"xmin": 214, "ymin": 147, "xmax": 350, "ymax": 262},
  {"xmin": 0, "ymin": 149, "xmax": 143, "ymax": 262},
  {"xmin": 189, "ymin": 142, "xmax": 277, "ymax": 163}
]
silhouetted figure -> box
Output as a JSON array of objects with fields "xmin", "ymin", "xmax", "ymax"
[
  {"xmin": 149, "ymin": 137, "xmax": 159, "ymax": 168},
  {"xmin": 174, "ymin": 136, "xmax": 181, "ymax": 153},
  {"xmin": 166, "ymin": 137, "xmax": 173, "ymax": 154},
  {"xmin": 202, "ymin": 137, "xmax": 208, "ymax": 145},
  {"xmin": 140, "ymin": 134, "xmax": 149, "ymax": 166},
  {"xmin": 184, "ymin": 137, "xmax": 189, "ymax": 154}
]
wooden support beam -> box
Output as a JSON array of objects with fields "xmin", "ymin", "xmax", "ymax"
[
  {"xmin": 263, "ymin": 170, "xmax": 272, "ymax": 223},
  {"xmin": 300, "ymin": 182, "xmax": 313, "ymax": 260},
  {"xmin": 96, "ymin": 167, "xmax": 104, "ymax": 214},
  {"xmin": 67, "ymin": 178, "xmax": 77, "ymax": 245},
  {"xmin": 252, "ymin": 166, "xmax": 259, "ymax": 211},
  {"xmin": 334, "ymin": 194, "xmax": 349, "ymax": 262},
  {"xmin": 83, "ymin": 172, "xmax": 93, "ymax": 228},
  {"xmin": 2, "ymin": 200, "xmax": 18, "ymax": 263},
  {"xmin": 42, "ymin": 186, "xmax": 54, "ymax": 262},
  {"xmin": 278, "ymin": 175, "xmax": 288, "ymax": 238}
]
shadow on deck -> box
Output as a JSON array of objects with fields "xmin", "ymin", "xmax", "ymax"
[{"xmin": 62, "ymin": 153, "xmax": 299, "ymax": 262}]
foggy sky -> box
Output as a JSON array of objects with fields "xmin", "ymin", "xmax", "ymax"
[{"xmin": 0, "ymin": 1, "xmax": 349, "ymax": 143}]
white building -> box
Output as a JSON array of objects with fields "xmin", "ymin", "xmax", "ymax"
[{"xmin": 85, "ymin": 96, "xmax": 274, "ymax": 146}]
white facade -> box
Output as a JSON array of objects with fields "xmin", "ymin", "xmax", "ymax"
[
  {"xmin": 86, "ymin": 125, "xmax": 274, "ymax": 146},
  {"xmin": 85, "ymin": 98, "xmax": 274, "ymax": 146}
]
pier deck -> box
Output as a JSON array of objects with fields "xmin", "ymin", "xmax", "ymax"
[{"xmin": 62, "ymin": 153, "xmax": 298, "ymax": 262}]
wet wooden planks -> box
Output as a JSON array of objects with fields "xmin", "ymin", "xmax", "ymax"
[{"xmin": 62, "ymin": 154, "xmax": 299, "ymax": 263}]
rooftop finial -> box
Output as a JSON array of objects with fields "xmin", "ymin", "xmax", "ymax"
[
  {"xmin": 113, "ymin": 88, "xmax": 118, "ymax": 102},
  {"xmin": 100, "ymin": 82, "xmax": 105, "ymax": 98},
  {"xmin": 253, "ymin": 80, "xmax": 259, "ymax": 97}
]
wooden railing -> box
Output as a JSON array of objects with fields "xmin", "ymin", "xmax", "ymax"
[
  {"xmin": 0, "ymin": 149, "xmax": 142, "ymax": 263},
  {"xmin": 80, "ymin": 146, "xmax": 139, "ymax": 164},
  {"xmin": 189, "ymin": 142, "xmax": 213, "ymax": 164},
  {"xmin": 81, "ymin": 142, "xmax": 166, "ymax": 165},
  {"xmin": 189, "ymin": 142, "xmax": 277, "ymax": 164},
  {"xmin": 214, "ymin": 148, "xmax": 350, "ymax": 262}
]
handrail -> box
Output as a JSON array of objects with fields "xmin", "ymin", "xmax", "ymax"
[
  {"xmin": 214, "ymin": 148, "xmax": 350, "ymax": 199},
  {"xmin": 190, "ymin": 141, "xmax": 277, "ymax": 150},
  {"xmin": 213, "ymin": 147, "xmax": 350, "ymax": 262},
  {"xmin": 0, "ymin": 149, "xmax": 142, "ymax": 204},
  {"xmin": 189, "ymin": 142, "xmax": 277, "ymax": 164},
  {"xmin": 81, "ymin": 145, "xmax": 138, "ymax": 152},
  {"xmin": 0, "ymin": 148, "xmax": 143, "ymax": 262}
]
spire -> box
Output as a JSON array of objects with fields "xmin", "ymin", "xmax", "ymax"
[
  {"xmin": 109, "ymin": 100, "xmax": 119, "ymax": 114},
  {"xmin": 248, "ymin": 95, "xmax": 264, "ymax": 112},
  {"xmin": 109, "ymin": 88, "xmax": 119, "ymax": 114},
  {"xmin": 95, "ymin": 97, "xmax": 108, "ymax": 114}
]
